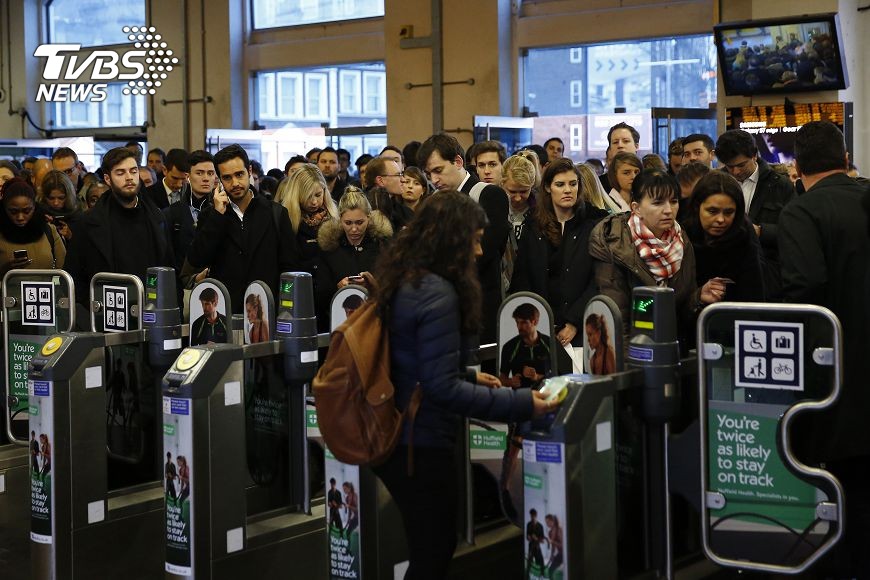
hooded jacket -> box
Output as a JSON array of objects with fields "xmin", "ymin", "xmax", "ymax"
[
  {"xmin": 315, "ymin": 210, "xmax": 392, "ymax": 320},
  {"xmin": 588, "ymin": 213, "xmax": 701, "ymax": 340}
]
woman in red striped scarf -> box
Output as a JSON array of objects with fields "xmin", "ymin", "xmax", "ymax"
[{"xmin": 588, "ymin": 169, "xmax": 726, "ymax": 345}]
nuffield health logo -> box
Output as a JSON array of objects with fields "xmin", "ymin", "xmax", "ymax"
[{"xmin": 34, "ymin": 26, "xmax": 178, "ymax": 102}]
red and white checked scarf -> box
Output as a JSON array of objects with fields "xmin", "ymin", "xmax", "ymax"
[{"xmin": 629, "ymin": 213, "xmax": 684, "ymax": 282}]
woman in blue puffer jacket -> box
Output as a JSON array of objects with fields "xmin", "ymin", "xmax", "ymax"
[{"xmin": 371, "ymin": 191, "xmax": 554, "ymax": 579}]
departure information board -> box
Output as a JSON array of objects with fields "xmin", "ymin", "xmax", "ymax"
[{"xmin": 725, "ymin": 102, "xmax": 849, "ymax": 163}]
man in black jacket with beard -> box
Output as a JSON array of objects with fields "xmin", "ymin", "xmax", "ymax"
[
  {"xmin": 64, "ymin": 147, "xmax": 173, "ymax": 311},
  {"xmin": 418, "ymin": 133, "xmax": 509, "ymax": 347},
  {"xmin": 778, "ymin": 121, "xmax": 870, "ymax": 577},
  {"xmin": 183, "ymin": 144, "xmax": 299, "ymax": 311}
]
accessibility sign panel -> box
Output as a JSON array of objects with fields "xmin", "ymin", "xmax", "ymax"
[
  {"xmin": 735, "ymin": 321, "xmax": 803, "ymax": 390},
  {"xmin": 103, "ymin": 285, "xmax": 128, "ymax": 333},
  {"xmin": 21, "ymin": 281, "xmax": 55, "ymax": 327}
]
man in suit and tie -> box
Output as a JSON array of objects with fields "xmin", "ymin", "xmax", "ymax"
[{"xmin": 145, "ymin": 148, "xmax": 190, "ymax": 210}]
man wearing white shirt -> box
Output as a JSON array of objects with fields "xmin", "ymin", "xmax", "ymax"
[{"xmin": 715, "ymin": 130, "xmax": 795, "ymax": 298}]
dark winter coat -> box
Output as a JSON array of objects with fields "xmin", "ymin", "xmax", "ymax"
[
  {"xmin": 747, "ymin": 158, "xmax": 796, "ymax": 299},
  {"xmin": 184, "ymin": 193, "xmax": 299, "ymax": 312},
  {"xmin": 459, "ymin": 172, "xmax": 510, "ymax": 344},
  {"xmin": 687, "ymin": 215, "xmax": 766, "ymax": 302},
  {"xmin": 778, "ymin": 172, "xmax": 870, "ymax": 463},
  {"xmin": 510, "ymin": 206, "xmax": 609, "ymax": 338},
  {"xmin": 315, "ymin": 211, "xmax": 392, "ymax": 322},
  {"xmin": 389, "ymin": 273, "xmax": 534, "ymax": 448},
  {"xmin": 64, "ymin": 191, "xmax": 172, "ymax": 307}
]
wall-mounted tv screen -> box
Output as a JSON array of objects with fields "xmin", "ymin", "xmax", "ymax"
[
  {"xmin": 725, "ymin": 102, "xmax": 852, "ymax": 164},
  {"xmin": 714, "ymin": 13, "xmax": 848, "ymax": 96}
]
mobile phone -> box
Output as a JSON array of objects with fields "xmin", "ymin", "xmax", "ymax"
[
  {"xmin": 52, "ymin": 215, "xmax": 66, "ymax": 222},
  {"xmin": 13, "ymin": 249, "xmax": 28, "ymax": 260},
  {"xmin": 348, "ymin": 275, "xmax": 365, "ymax": 284}
]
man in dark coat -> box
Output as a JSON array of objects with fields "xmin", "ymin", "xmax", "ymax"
[
  {"xmin": 64, "ymin": 147, "xmax": 173, "ymax": 309},
  {"xmin": 417, "ymin": 133, "xmax": 509, "ymax": 346},
  {"xmin": 183, "ymin": 144, "xmax": 299, "ymax": 311},
  {"xmin": 715, "ymin": 129, "xmax": 795, "ymax": 299},
  {"xmin": 778, "ymin": 121, "xmax": 870, "ymax": 577}
]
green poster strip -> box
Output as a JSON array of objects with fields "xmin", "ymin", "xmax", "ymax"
[
  {"xmin": 307, "ymin": 409, "xmax": 319, "ymax": 428},
  {"xmin": 8, "ymin": 336, "xmax": 44, "ymax": 415},
  {"xmin": 470, "ymin": 429, "xmax": 507, "ymax": 451},
  {"xmin": 708, "ymin": 402, "xmax": 818, "ymax": 530}
]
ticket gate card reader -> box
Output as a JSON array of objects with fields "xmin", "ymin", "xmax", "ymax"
[
  {"xmin": 29, "ymin": 267, "xmax": 183, "ymax": 579},
  {"xmin": 163, "ymin": 272, "xmax": 325, "ymax": 579},
  {"xmin": 29, "ymin": 333, "xmax": 167, "ymax": 579},
  {"xmin": 1, "ymin": 269, "xmax": 75, "ymax": 580},
  {"xmin": 162, "ymin": 346, "xmax": 325, "ymax": 579},
  {"xmin": 521, "ymin": 374, "xmax": 618, "ymax": 579}
]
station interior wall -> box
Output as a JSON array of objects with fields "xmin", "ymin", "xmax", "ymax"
[{"xmin": 0, "ymin": 0, "xmax": 866, "ymax": 168}]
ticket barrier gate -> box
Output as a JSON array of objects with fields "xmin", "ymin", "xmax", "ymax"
[
  {"xmin": 520, "ymin": 287, "xmax": 722, "ymax": 579},
  {"xmin": 28, "ymin": 267, "xmax": 182, "ymax": 579},
  {"xmin": 0, "ymin": 269, "xmax": 75, "ymax": 580},
  {"xmin": 698, "ymin": 303, "xmax": 844, "ymax": 574},
  {"xmin": 304, "ymin": 286, "xmax": 525, "ymax": 579},
  {"xmin": 162, "ymin": 273, "xmax": 325, "ymax": 578}
]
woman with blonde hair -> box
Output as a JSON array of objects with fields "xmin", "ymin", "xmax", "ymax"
[
  {"xmin": 514, "ymin": 149, "xmax": 542, "ymax": 190},
  {"xmin": 502, "ymin": 154, "xmax": 537, "ymax": 244},
  {"xmin": 576, "ymin": 162, "xmax": 620, "ymax": 214},
  {"xmin": 278, "ymin": 164, "xmax": 338, "ymax": 274},
  {"xmin": 316, "ymin": 186, "xmax": 392, "ymax": 323}
]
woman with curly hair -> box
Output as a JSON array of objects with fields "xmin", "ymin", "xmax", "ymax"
[
  {"xmin": 371, "ymin": 191, "xmax": 554, "ymax": 579},
  {"xmin": 245, "ymin": 292, "xmax": 269, "ymax": 343},
  {"xmin": 510, "ymin": 158, "xmax": 609, "ymax": 370}
]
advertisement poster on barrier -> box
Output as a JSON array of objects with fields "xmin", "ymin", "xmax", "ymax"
[
  {"xmin": 164, "ymin": 397, "xmax": 194, "ymax": 576},
  {"xmin": 325, "ymin": 446, "xmax": 361, "ymax": 580},
  {"xmin": 188, "ymin": 282, "xmax": 230, "ymax": 346},
  {"xmin": 492, "ymin": 293, "xmax": 558, "ymax": 524},
  {"xmin": 582, "ymin": 300, "xmax": 620, "ymax": 375},
  {"xmin": 29, "ymin": 379, "xmax": 53, "ymax": 544},
  {"xmin": 708, "ymin": 400, "xmax": 820, "ymax": 532},
  {"xmin": 8, "ymin": 335, "xmax": 44, "ymax": 420},
  {"xmin": 523, "ymin": 440, "xmax": 567, "ymax": 580}
]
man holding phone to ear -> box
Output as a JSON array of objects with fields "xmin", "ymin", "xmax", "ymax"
[{"xmin": 183, "ymin": 144, "xmax": 300, "ymax": 311}]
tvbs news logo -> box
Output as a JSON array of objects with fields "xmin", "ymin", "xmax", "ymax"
[{"xmin": 34, "ymin": 26, "xmax": 177, "ymax": 102}]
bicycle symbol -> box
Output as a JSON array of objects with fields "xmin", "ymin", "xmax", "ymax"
[{"xmin": 773, "ymin": 363, "xmax": 792, "ymax": 375}]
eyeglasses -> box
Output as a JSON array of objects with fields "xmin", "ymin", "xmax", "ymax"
[
  {"xmin": 6, "ymin": 206, "xmax": 34, "ymax": 216},
  {"xmin": 61, "ymin": 167, "xmax": 76, "ymax": 176}
]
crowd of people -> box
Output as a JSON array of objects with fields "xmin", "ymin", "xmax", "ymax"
[{"xmin": 1, "ymin": 118, "xmax": 868, "ymax": 578}]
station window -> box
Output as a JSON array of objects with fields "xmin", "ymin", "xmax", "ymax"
[
  {"xmin": 252, "ymin": 0, "xmax": 384, "ymax": 29},
  {"xmin": 52, "ymin": 83, "xmax": 146, "ymax": 129},
  {"xmin": 254, "ymin": 63, "xmax": 386, "ymax": 129},
  {"xmin": 48, "ymin": 0, "xmax": 146, "ymax": 46},
  {"xmin": 339, "ymin": 71, "xmax": 362, "ymax": 115},
  {"xmin": 569, "ymin": 80, "xmax": 582, "ymax": 108},
  {"xmin": 523, "ymin": 34, "xmax": 717, "ymax": 116}
]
